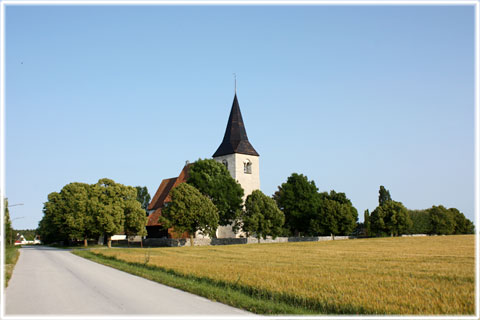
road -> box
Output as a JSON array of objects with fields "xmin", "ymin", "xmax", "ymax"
[{"xmin": 5, "ymin": 246, "xmax": 253, "ymax": 316}]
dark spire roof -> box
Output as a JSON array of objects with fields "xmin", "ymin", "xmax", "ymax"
[{"xmin": 213, "ymin": 94, "xmax": 259, "ymax": 157}]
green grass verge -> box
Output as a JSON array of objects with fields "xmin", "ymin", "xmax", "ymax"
[
  {"xmin": 48, "ymin": 244, "xmax": 107, "ymax": 250},
  {"xmin": 5, "ymin": 246, "xmax": 20, "ymax": 287},
  {"xmin": 73, "ymin": 250, "xmax": 337, "ymax": 315}
]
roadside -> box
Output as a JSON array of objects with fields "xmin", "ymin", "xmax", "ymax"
[
  {"xmin": 6, "ymin": 246, "xmax": 252, "ymax": 315},
  {"xmin": 73, "ymin": 249, "xmax": 305, "ymax": 315},
  {"xmin": 5, "ymin": 246, "xmax": 20, "ymax": 287}
]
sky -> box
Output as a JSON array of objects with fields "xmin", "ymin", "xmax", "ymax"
[{"xmin": 3, "ymin": 3, "xmax": 476, "ymax": 230}]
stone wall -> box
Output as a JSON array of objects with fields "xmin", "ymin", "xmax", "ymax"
[{"xmin": 144, "ymin": 235, "xmax": 353, "ymax": 247}]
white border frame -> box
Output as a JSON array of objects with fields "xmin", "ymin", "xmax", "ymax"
[{"xmin": 0, "ymin": 1, "xmax": 478, "ymax": 320}]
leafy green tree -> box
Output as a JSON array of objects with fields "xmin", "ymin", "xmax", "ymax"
[
  {"xmin": 383, "ymin": 201, "xmax": 411, "ymax": 236},
  {"xmin": 327, "ymin": 191, "xmax": 358, "ymax": 236},
  {"xmin": 38, "ymin": 192, "xmax": 65, "ymax": 244},
  {"xmin": 241, "ymin": 190, "xmax": 285, "ymax": 242},
  {"xmin": 38, "ymin": 184, "xmax": 96, "ymax": 246},
  {"xmin": 427, "ymin": 205, "xmax": 455, "ymax": 235},
  {"xmin": 449, "ymin": 208, "xmax": 475, "ymax": 234},
  {"xmin": 369, "ymin": 205, "xmax": 387, "ymax": 237},
  {"xmin": 378, "ymin": 186, "xmax": 392, "ymax": 206},
  {"xmin": 39, "ymin": 179, "xmax": 146, "ymax": 247},
  {"xmin": 408, "ymin": 209, "xmax": 431, "ymax": 234},
  {"xmin": 409, "ymin": 207, "xmax": 473, "ymax": 235},
  {"xmin": 91, "ymin": 178, "xmax": 140, "ymax": 248},
  {"xmin": 370, "ymin": 186, "xmax": 411, "ymax": 237},
  {"xmin": 135, "ymin": 186, "xmax": 151, "ymax": 216},
  {"xmin": 371, "ymin": 201, "xmax": 411, "ymax": 236},
  {"xmin": 273, "ymin": 173, "xmax": 319, "ymax": 236},
  {"xmin": 4, "ymin": 198, "xmax": 13, "ymax": 246},
  {"xmin": 160, "ymin": 183, "xmax": 219, "ymax": 246},
  {"xmin": 310, "ymin": 191, "xmax": 358, "ymax": 239},
  {"xmin": 364, "ymin": 209, "xmax": 370, "ymax": 237},
  {"xmin": 310, "ymin": 197, "xmax": 339, "ymax": 237},
  {"xmin": 124, "ymin": 197, "xmax": 148, "ymax": 246},
  {"xmin": 59, "ymin": 182, "xmax": 97, "ymax": 246},
  {"xmin": 187, "ymin": 159, "xmax": 243, "ymax": 229}
]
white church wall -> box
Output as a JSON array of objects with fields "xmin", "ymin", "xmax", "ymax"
[
  {"xmin": 213, "ymin": 153, "xmax": 260, "ymax": 238},
  {"xmin": 213, "ymin": 153, "xmax": 260, "ymax": 201},
  {"xmin": 232, "ymin": 153, "xmax": 260, "ymax": 200},
  {"xmin": 212, "ymin": 154, "xmax": 236, "ymax": 180}
]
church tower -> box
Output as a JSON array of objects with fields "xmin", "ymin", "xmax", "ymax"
[{"xmin": 213, "ymin": 93, "xmax": 260, "ymax": 238}]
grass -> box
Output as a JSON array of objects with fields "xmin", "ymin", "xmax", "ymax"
[
  {"xmin": 5, "ymin": 246, "xmax": 20, "ymax": 287},
  {"xmin": 74, "ymin": 235, "xmax": 475, "ymax": 315},
  {"xmin": 48, "ymin": 243, "xmax": 108, "ymax": 250}
]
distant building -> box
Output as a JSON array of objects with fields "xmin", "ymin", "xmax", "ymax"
[{"xmin": 146, "ymin": 93, "xmax": 259, "ymax": 239}]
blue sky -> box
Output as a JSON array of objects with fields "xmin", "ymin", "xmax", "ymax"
[{"xmin": 4, "ymin": 4, "xmax": 475, "ymax": 229}]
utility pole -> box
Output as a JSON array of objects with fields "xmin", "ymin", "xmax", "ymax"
[{"xmin": 7, "ymin": 201, "xmax": 24, "ymax": 245}]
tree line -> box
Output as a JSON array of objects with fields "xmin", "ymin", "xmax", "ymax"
[
  {"xmin": 161, "ymin": 159, "xmax": 474, "ymax": 242},
  {"xmin": 31, "ymin": 159, "xmax": 474, "ymax": 247},
  {"xmin": 38, "ymin": 179, "xmax": 149, "ymax": 247},
  {"xmin": 160, "ymin": 160, "xmax": 358, "ymax": 243},
  {"xmin": 363, "ymin": 185, "xmax": 474, "ymax": 236}
]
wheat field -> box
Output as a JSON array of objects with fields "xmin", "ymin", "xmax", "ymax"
[{"xmin": 90, "ymin": 235, "xmax": 475, "ymax": 315}]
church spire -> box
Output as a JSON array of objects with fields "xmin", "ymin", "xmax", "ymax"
[{"xmin": 212, "ymin": 94, "xmax": 259, "ymax": 158}]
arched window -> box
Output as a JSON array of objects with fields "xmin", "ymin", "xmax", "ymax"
[
  {"xmin": 244, "ymin": 159, "xmax": 252, "ymax": 174},
  {"xmin": 222, "ymin": 159, "xmax": 228, "ymax": 170}
]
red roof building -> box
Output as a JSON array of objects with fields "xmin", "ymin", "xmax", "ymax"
[{"xmin": 146, "ymin": 164, "xmax": 191, "ymax": 239}]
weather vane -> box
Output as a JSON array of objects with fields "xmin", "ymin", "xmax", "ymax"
[{"xmin": 233, "ymin": 73, "xmax": 237, "ymax": 93}]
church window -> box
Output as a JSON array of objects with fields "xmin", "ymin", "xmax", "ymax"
[
  {"xmin": 222, "ymin": 159, "xmax": 228, "ymax": 170},
  {"xmin": 244, "ymin": 160, "xmax": 252, "ymax": 174}
]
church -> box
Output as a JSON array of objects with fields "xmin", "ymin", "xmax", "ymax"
[{"xmin": 146, "ymin": 92, "xmax": 260, "ymax": 239}]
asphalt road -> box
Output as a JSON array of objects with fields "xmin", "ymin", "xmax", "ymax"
[{"xmin": 5, "ymin": 246, "xmax": 253, "ymax": 316}]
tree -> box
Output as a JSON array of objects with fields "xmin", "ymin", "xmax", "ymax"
[
  {"xmin": 370, "ymin": 186, "xmax": 411, "ymax": 237},
  {"xmin": 4, "ymin": 198, "xmax": 13, "ymax": 246},
  {"xmin": 187, "ymin": 159, "xmax": 243, "ymax": 229},
  {"xmin": 408, "ymin": 209, "xmax": 431, "ymax": 234},
  {"xmin": 124, "ymin": 196, "xmax": 148, "ymax": 246},
  {"xmin": 371, "ymin": 200, "xmax": 411, "ymax": 237},
  {"xmin": 326, "ymin": 191, "xmax": 358, "ymax": 236},
  {"xmin": 59, "ymin": 182, "xmax": 97, "ymax": 247},
  {"xmin": 38, "ymin": 178, "xmax": 146, "ymax": 247},
  {"xmin": 383, "ymin": 201, "xmax": 411, "ymax": 236},
  {"xmin": 241, "ymin": 190, "xmax": 285, "ymax": 242},
  {"xmin": 310, "ymin": 191, "xmax": 358, "ymax": 239},
  {"xmin": 38, "ymin": 192, "xmax": 65, "ymax": 244},
  {"xmin": 378, "ymin": 186, "xmax": 392, "ymax": 206},
  {"xmin": 409, "ymin": 207, "xmax": 474, "ymax": 235},
  {"xmin": 273, "ymin": 173, "xmax": 319, "ymax": 236},
  {"xmin": 91, "ymin": 178, "xmax": 139, "ymax": 248},
  {"xmin": 37, "ymin": 184, "xmax": 96, "ymax": 246},
  {"xmin": 135, "ymin": 186, "xmax": 151, "ymax": 216},
  {"xmin": 449, "ymin": 208, "xmax": 475, "ymax": 234},
  {"xmin": 364, "ymin": 209, "xmax": 370, "ymax": 237},
  {"xmin": 369, "ymin": 205, "xmax": 387, "ymax": 237},
  {"xmin": 160, "ymin": 183, "xmax": 219, "ymax": 246},
  {"xmin": 427, "ymin": 205, "xmax": 455, "ymax": 235}
]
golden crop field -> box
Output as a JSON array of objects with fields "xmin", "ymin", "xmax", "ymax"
[{"xmin": 90, "ymin": 235, "xmax": 475, "ymax": 315}]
